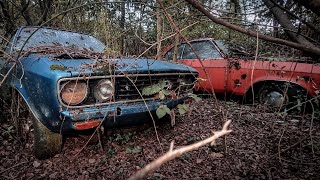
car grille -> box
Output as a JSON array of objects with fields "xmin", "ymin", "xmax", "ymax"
[
  {"xmin": 115, "ymin": 73, "xmax": 195, "ymax": 101},
  {"xmin": 58, "ymin": 72, "xmax": 197, "ymax": 108}
]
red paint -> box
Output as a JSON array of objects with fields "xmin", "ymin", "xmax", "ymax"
[
  {"xmin": 163, "ymin": 39, "xmax": 320, "ymax": 97},
  {"xmin": 74, "ymin": 120, "xmax": 101, "ymax": 130}
]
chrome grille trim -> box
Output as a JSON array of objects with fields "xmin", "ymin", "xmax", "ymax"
[{"xmin": 57, "ymin": 73, "xmax": 196, "ymax": 109}]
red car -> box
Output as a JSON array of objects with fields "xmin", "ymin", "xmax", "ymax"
[{"xmin": 163, "ymin": 38, "xmax": 320, "ymax": 108}]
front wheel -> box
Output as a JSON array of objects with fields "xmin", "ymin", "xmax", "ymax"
[
  {"xmin": 257, "ymin": 82, "xmax": 307, "ymax": 110},
  {"xmin": 32, "ymin": 115, "xmax": 62, "ymax": 159},
  {"xmin": 13, "ymin": 91, "xmax": 62, "ymax": 159}
]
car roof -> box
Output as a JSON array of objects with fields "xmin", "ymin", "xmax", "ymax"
[
  {"xmin": 17, "ymin": 26, "xmax": 91, "ymax": 36},
  {"xmin": 180, "ymin": 38, "xmax": 216, "ymax": 43}
]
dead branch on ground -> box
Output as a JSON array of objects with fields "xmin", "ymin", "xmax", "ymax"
[{"xmin": 128, "ymin": 120, "xmax": 232, "ymax": 180}]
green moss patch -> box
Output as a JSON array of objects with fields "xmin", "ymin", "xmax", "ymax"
[{"xmin": 50, "ymin": 64, "xmax": 67, "ymax": 71}]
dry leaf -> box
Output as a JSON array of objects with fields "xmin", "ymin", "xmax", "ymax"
[{"xmin": 33, "ymin": 161, "xmax": 41, "ymax": 168}]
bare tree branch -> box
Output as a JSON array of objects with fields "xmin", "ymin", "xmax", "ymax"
[
  {"xmin": 262, "ymin": 0, "xmax": 315, "ymax": 47},
  {"xmin": 269, "ymin": 0, "xmax": 320, "ymax": 34},
  {"xmin": 128, "ymin": 120, "xmax": 233, "ymax": 180},
  {"xmin": 184, "ymin": 0, "xmax": 320, "ymax": 58}
]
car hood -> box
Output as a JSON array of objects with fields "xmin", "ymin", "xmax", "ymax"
[{"xmin": 30, "ymin": 54, "xmax": 197, "ymax": 76}]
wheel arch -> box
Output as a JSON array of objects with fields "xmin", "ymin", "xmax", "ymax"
[
  {"xmin": 10, "ymin": 86, "xmax": 55, "ymax": 131},
  {"xmin": 11, "ymin": 86, "xmax": 42, "ymax": 121},
  {"xmin": 244, "ymin": 79, "xmax": 309, "ymax": 98}
]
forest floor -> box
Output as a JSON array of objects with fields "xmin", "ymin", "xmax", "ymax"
[{"xmin": 0, "ymin": 98, "xmax": 320, "ymax": 179}]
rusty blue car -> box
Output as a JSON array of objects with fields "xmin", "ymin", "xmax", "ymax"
[{"xmin": 0, "ymin": 27, "xmax": 197, "ymax": 159}]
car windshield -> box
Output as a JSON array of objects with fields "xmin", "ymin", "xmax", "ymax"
[
  {"xmin": 164, "ymin": 40, "xmax": 224, "ymax": 60},
  {"xmin": 214, "ymin": 40, "xmax": 229, "ymax": 56},
  {"xmin": 12, "ymin": 27, "xmax": 106, "ymax": 53},
  {"xmin": 182, "ymin": 40, "xmax": 223, "ymax": 59}
]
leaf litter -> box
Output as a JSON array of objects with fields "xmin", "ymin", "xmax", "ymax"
[{"xmin": 0, "ymin": 98, "xmax": 319, "ymax": 179}]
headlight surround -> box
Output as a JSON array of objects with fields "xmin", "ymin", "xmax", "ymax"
[
  {"xmin": 61, "ymin": 81, "xmax": 88, "ymax": 105},
  {"xmin": 94, "ymin": 79, "xmax": 114, "ymax": 102}
]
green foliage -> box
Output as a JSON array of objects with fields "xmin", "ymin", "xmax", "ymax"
[
  {"xmin": 142, "ymin": 80, "xmax": 169, "ymax": 96},
  {"xmin": 159, "ymin": 89, "xmax": 171, "ymax": 100},
  {"xmin": 126, "ymin": 146, "xmax": 142, "ymax": 154},
  {"xmin": 106, "ymin": 147, "xmax": 116, "ymax": 158},
  {"xmin": 156, "ymin": 105, "xmax": 171, "ymax": 119},
  {"xmin": 188, "ymin": 93, "xmax": 202, "ymax": 102},
  {"xmin": 50, "ymin": 64, "xmax": 67, "ymax": 71},
  {"xmin": 177, "ymin": 104, "xmax": 189, "ymax": 115},
  {"xmin": 113, "ymin": 133, "xmax": 132, "ymax": 143}
]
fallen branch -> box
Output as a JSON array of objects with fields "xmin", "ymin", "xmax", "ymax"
[{"xmin": 128, "ymin": 120, "xmax": 232, "ymax": 180}]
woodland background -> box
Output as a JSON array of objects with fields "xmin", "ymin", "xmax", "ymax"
[
  {"xmin": 0, "ymin": 0, "xmax": 320, "ymax": 179},
  {"xmin": 1, "ymin": 0, "xmax": 320, "ymax": 59}
]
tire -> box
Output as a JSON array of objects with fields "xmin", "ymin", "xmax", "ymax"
[
  {"xmin": 14, "ymin": 91, "xmax": 62, "ymax": 159},
  {"xmin": 257, "ymin": 82, "xmax": 307, "ymax": 110},
  {"xmin": 32, "ymin": 115, "xmax": 62, "ymax": 159}
]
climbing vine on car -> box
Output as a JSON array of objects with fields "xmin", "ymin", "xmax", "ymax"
[
  {"xmin": 142, "ymin": 81, "xmax": 201, "ymax": 119},
  {"xmin": 142, "ymin": 80, "xmax": 171, "ymax": 99}
]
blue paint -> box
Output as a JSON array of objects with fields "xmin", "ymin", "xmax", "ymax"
[{"xmin": 2, "ymin": 27, "xmax": 197, "ymax": 133}]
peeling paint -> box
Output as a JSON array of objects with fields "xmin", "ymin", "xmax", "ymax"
[
  {"xmin": 234, "ymin": 79, "xmax": 241, "ymax": 87},
  {"xmin": 241, "ymin": 74, "xmax": 247, "ymax": 79}
]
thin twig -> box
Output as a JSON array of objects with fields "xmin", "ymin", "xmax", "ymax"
[
  {"xmin": 309, "ymin": 101, "xmax": 315, "ymax": 157},
  {"xmin": 277, "ymin": 124, "xmax": 287, "ymax": 164},
  {"xmin": 250, "ymin": 30, "xmax": 259, "ymax": 105},
  {"xmin": 0, "ymin": 161, "xmax": 28, "ymax": 174}
]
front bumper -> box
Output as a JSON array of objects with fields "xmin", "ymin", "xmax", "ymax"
[{"xmin": 59, "ymin": 98, "xmax": 185, "ymax": 132}]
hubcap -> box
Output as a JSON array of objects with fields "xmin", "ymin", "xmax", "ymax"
[{"xmin": 262, "ymin": 91, "xmax": 286, "ymax": 107}]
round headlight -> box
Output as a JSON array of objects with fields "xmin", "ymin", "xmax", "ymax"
[
  {"xmin": 94, "ymin": 79, "xmax": 114, "ymax": 102},
  {"xmin": 61, "ymin": 81, "xmax": 88, "ymax": 105}
]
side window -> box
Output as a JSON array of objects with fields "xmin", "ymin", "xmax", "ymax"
[
  {"xmin": 164, "ymin": 48, "xmax": 174, "ymax": 60},
  {"xmin": 181, "ymin": 40, "xmax": 223, "ymax": 59},
  {"xmin": 164, "ymin": 44, "xmax": 184, "ymax": 60},
  {"xmin": 214, "ymin": 40, "xmax": 228, "ymax": 56}
]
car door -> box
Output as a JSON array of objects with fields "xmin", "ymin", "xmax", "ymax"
[{"xmin": 178, "ymin": 40, "xmax": 228, "ymax": 93}]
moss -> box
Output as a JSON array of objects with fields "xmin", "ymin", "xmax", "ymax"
[{"xmin": 50, "ymin": 64, "xmax": 67, "ymax": 71}]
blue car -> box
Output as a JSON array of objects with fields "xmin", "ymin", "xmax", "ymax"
[{"xmin": 0, "ymin": 27, "xmax": 197, "ymax": 159}]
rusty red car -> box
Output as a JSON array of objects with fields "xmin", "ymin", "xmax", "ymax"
[{"xmin": 163, "ymin": 38, "xmax": 320, "ymax": 108}]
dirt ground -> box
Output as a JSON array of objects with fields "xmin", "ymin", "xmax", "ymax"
[{"xmin": 1, "ymin": 98, "xmax": 320, "ymax": 179}]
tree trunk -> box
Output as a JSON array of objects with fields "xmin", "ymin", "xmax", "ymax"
[
  {"xmin": 262, "ymin": 0, "xmax": 315, "ymax": 47},
  {"xmin": 0, "ymin": 0, "xmax": 15, "ymax": 37},
  {"xmin": 36, "ymin": 0, "xmax": 53, "ymax": 25},
  {"xmin": 20, "ymin": 0, "xmax": 33, "ymax": 25},
  {"xmin": 269, "ymin": 0, "xmax": 320, "ymax": 34},
  {"xmin": 173, "ymin": 33, "xmax": 180, "ymax": 62},
  {"xmin": 184, "ymin": 0, "xmax": 320, "ymax": 58},
  {"xmin": 119, "ymin": 1, "xmax": 126, "ymax": 55},
  {"xmin": 156, "ymin": 0, "xmax": 163, "ymax": 60}
]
